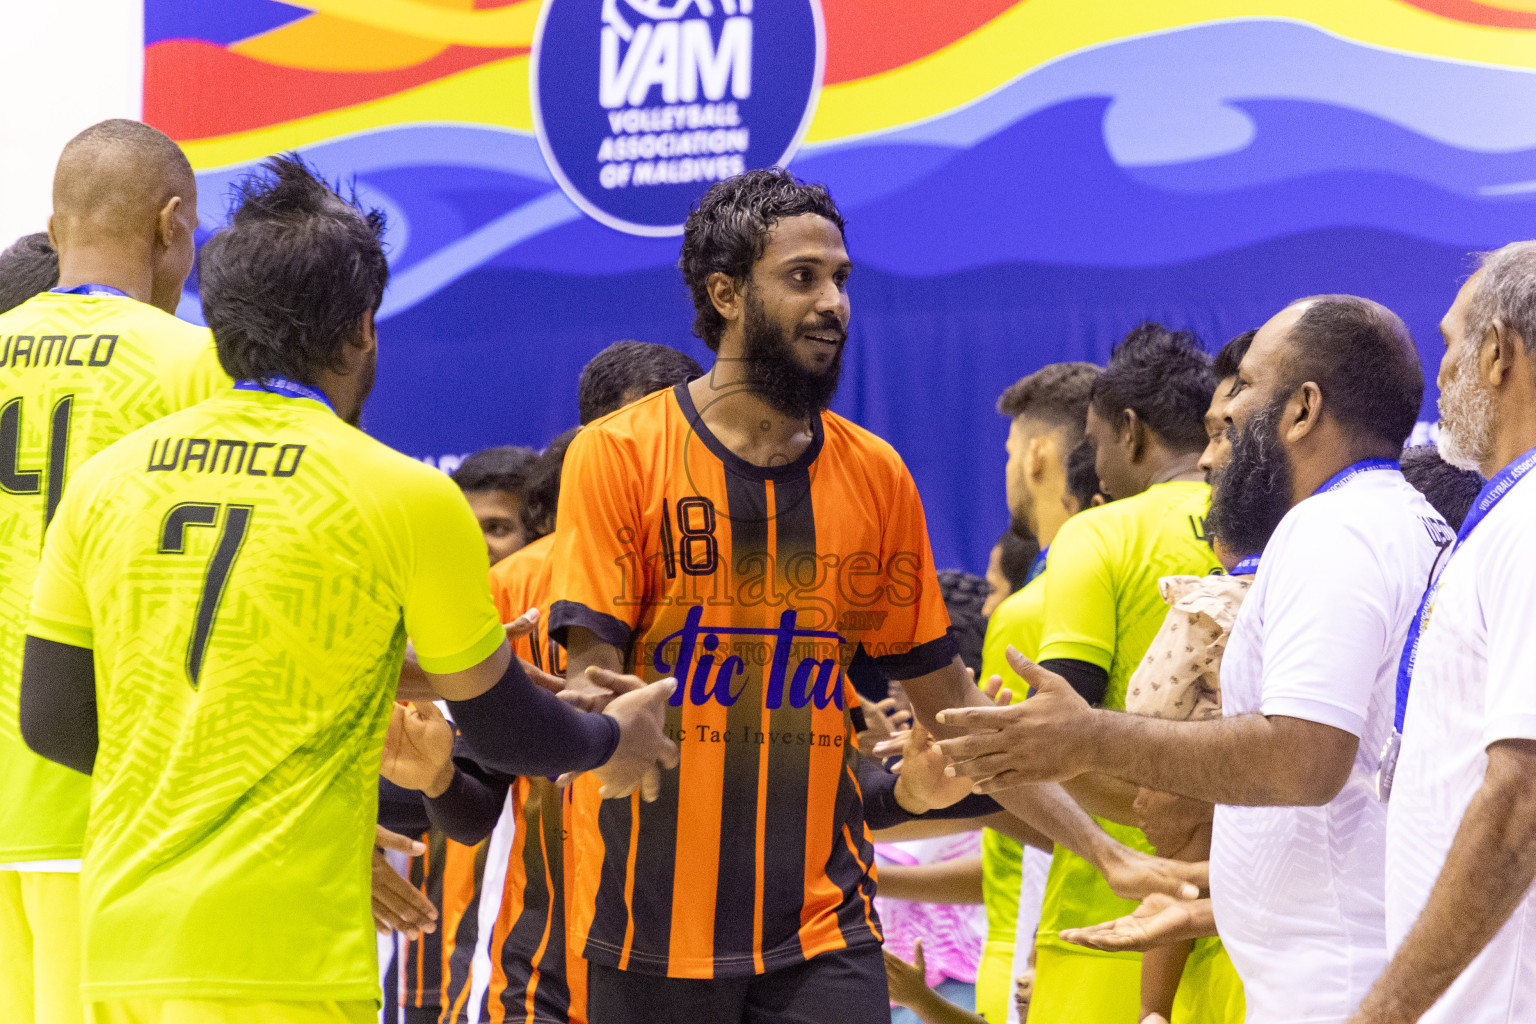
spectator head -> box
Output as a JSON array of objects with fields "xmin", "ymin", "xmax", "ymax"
[
  {"xmin": 451, "ymin": 445, "xmax": 538, "ymax": 565},
  {"xmin": 0, "ymin": 233, "xmax": 59, "ymax": 314},
  {"xmin": 1438, "ymin": 241, "xmax": 1536, "ymax": 474},
  {"xmin": 998, "ymin": 362, "xmax": 1098, "ymax": 538},
  {"xmin": 1210, "ymin": 295, "xmax": 1422, "ymax": 556},
  {"xmin": 939, "ymin": 570, "xmax": 991, "ymax": 678},
  {"xmin": 578, "ymin": 341, "xmax": 703, "ymax": 425},
  {"xmin": 984, "ymin": 524, "xmax": 1041, "ymax": 618},
  {"xmin": 1086, "ymin": 323, "xmax": 1214, "ymax": 500},
  {"xmin": 1200, "ymin": 329, "xmax": 1257, "ymax": 483}
]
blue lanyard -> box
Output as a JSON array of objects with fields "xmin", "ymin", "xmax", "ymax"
[
  {"xmin": 234, "ymin": 377, "xmax": 335, "ymax": 414},
  {"xmin": 1231, "ymin": 554, "xmax": 1262, "ymax": 576},
  {"xmin": 1313, "ymin": 457, "xmax": 1400, "ymax": 496},
  {"xmin": 50, "ymin": 283, "xmax": 129, "ymax": 298},
  {"xmin": 1394, "ymin": 444, "xmax": 1536, "ymax": 731},
  {"xmin": 1025, "ymin": 546, "xmax": 1048, "ymax": 585}
]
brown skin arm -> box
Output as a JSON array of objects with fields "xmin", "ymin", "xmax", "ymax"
[
  {"xmin": 877, "ymin": 857, "xmax": 984, "ymax": 905},
  {"xmin": 872, "ymin": 809, "xmax": 1052, "ymax": 851},
  {"xmin": 1346, "ymin": 739, "xmax": 1536, "ymax": 1024},
  {"xmin": 938, "ymin": 654, "xmax": 1358, "ymax": 807},
  {"xmin": 905, "ymin": 656, "xmax": 1203, "ymax": 900},
  {"xmin": 1062, "ymin": 772, "xmax": 1141, "ymax": 827}
]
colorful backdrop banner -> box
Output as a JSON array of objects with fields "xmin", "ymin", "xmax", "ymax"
[{"xmin": 145, "ymin": 0, "xmax": 1536, "ymax": 574}]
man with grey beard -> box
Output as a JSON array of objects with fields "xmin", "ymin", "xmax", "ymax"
[
  {"xmin": 938, "ymin": 295, "xmax": 1451, "ymax": 1024},
  {"xmin": 1347, "ymin": 242, "xmax": 1536, "ymax": 1024}
]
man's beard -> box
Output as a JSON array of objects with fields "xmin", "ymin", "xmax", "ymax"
[
  {"xmin": 347, "ymin": 349, "xmax": 377, "ymax": 428},
  {"xmin": 1437, "ymin": 343, "xmax": 1494, "ymax": 473},
  {"xmin": 1208, "ymin": 396, "xmax": 1295, "ymax": 557},
  {"xmin": 741, "ymin": 289, "xmax": 843, "ymax": 419}
]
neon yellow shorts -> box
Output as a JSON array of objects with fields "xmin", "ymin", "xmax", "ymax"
[
  {"xmin": 1025, "ymin": 944, "xmax": 1141, "ymax": 1024},
  {"xmin": 0, "ymin": 869, "xmax": 83, "ymax": 1024},
  {"xmin": 1172, "ymin": 938, "xmax": 1246, "ymax": 1024},
  {"xmin": 85, "ymin": 999, "xmax": 375, "ymax": 1024},
  {"xmin": 975, "ymin": 938, "xmax": 1018, "ymax": 1022}
]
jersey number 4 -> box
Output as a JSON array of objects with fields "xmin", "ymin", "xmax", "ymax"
[
  {"xmin": 159, "ymin": 501, "xmax": 254, "ymax": 688},
  {"xmin": 0, "ymin": 395, "xmax": 74, "ymax": 533}
]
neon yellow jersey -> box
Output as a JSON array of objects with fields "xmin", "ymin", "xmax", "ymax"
[
  {"xmin": 1034, "ymin": 481, "xmax": 1219, "ymax": 955},
  {"xmin": 975, "ymin": 573, "xmax": 1044, "ymax": 1020},
  {"xmin": 27, "ymin": 387, "xmax": 505, "ymax": 1002},
  {"xmin": 0, "ymin": 291, "xmax": 228, "ymax": 864}
]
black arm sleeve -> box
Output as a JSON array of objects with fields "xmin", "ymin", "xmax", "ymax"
[
  {"xmin": 857, "ymin": 757, "xmax": 1001, "ymax": 830},
  {"xmin": 377, "ymin": 778, "xmax": 432, "ymax": 836},
  {"xmin": 19, "ymin": 636, "xmax": 97, "ymax": 776},
  {"xmin": 1039, "ymin": 657, "xmax": 1110, "ymax": 707},
  {"xmin": 425, "ymin": 749, "xmax": 513, "ymax": 846},
  {"xmin": 447, "ymin": 655, "xmax": 620, "ymax": 778}
]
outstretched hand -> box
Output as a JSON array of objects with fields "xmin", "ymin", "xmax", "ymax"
[
  {"xmin": 587, "ymin": 678, "xmax": 680, "ymax": 801},
  {"xmin": 935, "ymin": 647, "xmax": 1095, "ymax": 791},
  {"xmin": 371, "ymin": 826, "xmax": 437, "ymax": 938},
  {"xmin": 1058, "ymin": 892, "xmax": 1215, "ymax": 952},
  {"xmin": 559, "ymin": 665, "xmax": 645, "ymax": 712},
  {"xmin": 1101, "ymin": 849, "xmax": 1207, "ymax": 903},
  {"xmin": 381, "ymin": 700, "xmax": 455, "ymax": 797}
]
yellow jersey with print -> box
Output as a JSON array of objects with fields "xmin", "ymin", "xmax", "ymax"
[
  {"xmin": 1034, "ymin": 481, "xmax": 1219, "ymax": 957},
  {"xmin": 0, "ymin": 290, "xmax": 227, "ymax": 864},
  {"xmin": 27, "ymin": 386, "xmax": 504, "ymax": 1002}
]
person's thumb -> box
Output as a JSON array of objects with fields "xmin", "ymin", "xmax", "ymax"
[
  {"xmin": 911, "ymin": 939, "xmax": 925, "ymax": 973},
  {"xmin": 642, "ymin": 678, "xmax": 677, "ymax": 710},
  {"xmin": 1005, "ymin": 646, "xmax": 1062, "ymax": 694},
  {"xmin": 375, "ymin": 825, "xmax": 425, "ymax": 856}
]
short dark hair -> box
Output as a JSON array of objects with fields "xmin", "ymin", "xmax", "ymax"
[
  {"xmin": 1214, "ymin": 329, "xmax": 1256, "ymax": 381},
  {"xmin": 1284, "ymin": 296, "xmax": 1423, "ymax": 450},
  {"xmin": 199, "ymin": 154, "xmax": 389, "ymax": 385},
  {"xmin": 451, "ymin": 445, "xmax": 537, "ymax": 495},
  {"xmin": 1066, "ymin": 437, "xmax": 1102, "ymax": 511},
  {"xmin": 1090, "ymin": 322, "xmax": 1213, "ymax": 453},
  {"xmin": 520, "ymin": 427, "xmax": 580, "ymax": 540},
  {"xmin": 0, "ymin": 233, "xmax": 58, "ymax": 314},
  {"xmin": 578, "ymin": 341, "xmax": 703, "ymax": 425},
  {"xmin": 679, "ymin": 168, "xmax": 846, "ymax": 352},
  {"xmin": 1400, "ymin": 444, "xmax": 1484, "ymax": 531},
  {"xmin": 996, "ymin": 361, "xmax": 1098, "ymax": 448},
  {"xmin": 996, "ymin": 525, "xmax": 1039, "ymax": 595},
  {"xmin": 938, "ymin": 570, "xmax": 991, "ymax": 676}
]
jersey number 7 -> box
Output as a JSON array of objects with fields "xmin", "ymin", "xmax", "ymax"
[
  {"xmin": 158, "ymin": 501, "xmax": 255, "ymax": 688},
  {"xmin": 0, "ymin": 395, "xmax": 74, "ymax": 535}
]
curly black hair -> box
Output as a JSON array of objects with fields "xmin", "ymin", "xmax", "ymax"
[
  {"xmin": 519, "ymin": 427, "xmax": 580, "ymax": 540},
  {"xmin": 1090, "ymin": 322, "xmax": 1214, "ymax": 454},
  {"xmin": 938, "ymin": 570, "xmax": 991, "ymax": 677},
  {"xmin": 451, "ymin": 445, "xmax": 538, "ymax": 495},
  {"xmin": 578, "ymin": 341, "xmax": 702, "ymax": 425},
  {"xmin": 0, "ymin": 233, "xmax": 58, "ymax": 314},
  {"xmin": 1214, "ymin": 329, "xmax": 1256, "ymax": 382},
  {"xmin": 199, "ymin": 153, "xmax": 388, "ymax": 385},
  {"xmin": 678, "ymin": 168, "xmax": 845, "ymax": 352}
]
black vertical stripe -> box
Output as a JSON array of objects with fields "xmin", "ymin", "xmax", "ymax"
[
  {"xmin": 713, "ymin": 472, "xmax": 771, "ymax": 969},
  {"xmin": 43, "ymin": 394, "xmax": 71, "ymax": 528},
  {"xmin": 626, "ymin": 730, "xmax": 680, "ymax": 966},
  {"xmin": 531, "ymin": 781, "xmax": 571, "ymax": 1021},
  {"xmin": 445, "ymin": 840, "xmax": 491, "ymax": 1023},
  {"xmin": 760, "ymin": 469, "xmax": 817, "ymax": 956},
  {"xmin": 827, "ymin": 765, "xmax": 882, "ymax": 948},
  {"xmin": 585, "ymin": 789, "xmax": 633, "ymax": 963},
  {"xmin": 500, "ymin": 782, "xmax": 572, "ymax": 1021}
]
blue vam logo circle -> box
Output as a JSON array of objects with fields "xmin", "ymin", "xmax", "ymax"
[{"xmin": 532, "ymin": 0, "xmax": 825, "ymax": 237}]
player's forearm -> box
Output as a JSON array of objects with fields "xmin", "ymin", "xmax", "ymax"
[
  {"xmin": 447, "ymin": 655, "xmax": 619, "ymax": 777},
  {"xmin": 877, "ymin": 858, "xmax": 984, "ymax": 905},
  {"xmin": 424, "ymin": 765, "xmax": 509, "ymax": 846},
  {"xmin": 563, "ymin": 628, "xmax": 624, "ymax": 682},
  {"xmin": 1062, "ymin": 772, "xmax": 1140, "ymax": 827},
  {"xmin": 1082, "ymin": 709, "xmax": 1351, "ymax": 807},
  {"xmin": 1350, "ymin": 741, "xmax": 1536, "ymax": 1024}
]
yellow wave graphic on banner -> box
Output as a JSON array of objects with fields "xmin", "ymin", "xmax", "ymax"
[{"xmin": 182, "ymin": 0, "xmax": 1536, "ymax": 171}]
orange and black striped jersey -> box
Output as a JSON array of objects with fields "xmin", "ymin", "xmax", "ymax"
[
  {"xmin": 547, "ymin": 384, "xmax": 955, "ymax": 980},
  {"xmin": 396, "ymin": 828, "xmax": 491, "ymax": 1024},
  {"xmin": 485, "ymin": 535, "xmax": 585, "ymax": 1024}
]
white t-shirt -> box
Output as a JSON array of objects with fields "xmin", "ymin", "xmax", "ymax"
[
  {"xmin": 1210, "ymin": 469, "xmax": 1451, "ymax": 1024},
  {"xmin": 1387, "ymin": 469, "xmax": 1536, "ymax": 1024}
]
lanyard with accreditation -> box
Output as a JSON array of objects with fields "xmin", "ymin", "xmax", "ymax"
[
  {"xmin": 233, "ymin": 376, "xmax": 336, "ymax": 414},
  {"xmin": 1378, "ymin": 444, "xmax": 1536, "ymax": 801}
]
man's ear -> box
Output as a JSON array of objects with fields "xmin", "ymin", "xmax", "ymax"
[
  {"xmin": 155, "ymin": 196, "xmax": 183, "ymax": 250},
  {"xmin": 1025, "ymin": 433, "xmax": 1048, "ymax": 482},
  {"xmin": 351, "ymin": 309, "xmax": 377, "ymax": 359},
  {"xmin": 706, "ymin": 271, "xmax": 744, "ymax": 325},
  {"xmin": 1120, "ymin": 409, "xmax": 1144, "ymax": 461},
  {"xmin": 1283, "ymin": 382, "xmax": 1322, "ymax": 443},
  {"xmin": 1486, "ymin": 317, "xmax": 1518, "ymax": 390}
]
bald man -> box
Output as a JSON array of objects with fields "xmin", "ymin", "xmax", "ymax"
[{"xmin": 0, "ymin": 119, "xmax": 228, "ymax": 1024}]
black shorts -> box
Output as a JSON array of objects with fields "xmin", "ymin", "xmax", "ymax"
[{"xmin": 586, "ymin": 943, "xmax": 888, "ymax": 1024}]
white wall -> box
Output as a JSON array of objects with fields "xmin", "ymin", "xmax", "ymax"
[{"xmin": 0, "ymin": 0, "xmax": 143, "ymax": 246}]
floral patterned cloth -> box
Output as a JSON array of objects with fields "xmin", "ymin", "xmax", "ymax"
[{"xmin": 1124, "ymin": 573, "xmax": 1252, "ymax": 722}]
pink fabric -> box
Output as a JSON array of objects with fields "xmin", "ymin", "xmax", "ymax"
[{"xmin": 874, "ymin": 832, "xmax": 986, "ymax": 986}]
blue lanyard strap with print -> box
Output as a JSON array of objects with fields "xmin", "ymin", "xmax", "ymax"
[
  {"xmin": 1230, "ymin": 554, "xmax": 1262, "ymax": 576},
  {"xmin": 234, "ymin": 376, "xmax": 336, "ymax": 414},
  {"xmin": 50, "ymin": 283, "xmax": 130, "ymax": 298},
  {"xmin": 1313, "ymin": 457, "xmax": 1399, "ymax": 496},
  {"xmin": 1393, "ymin": 444, "xmax": 1536, "ymax": 732},
  {"xmin": 1025, "ymin": 546, "xmax": 1048, "ymax": 585}
]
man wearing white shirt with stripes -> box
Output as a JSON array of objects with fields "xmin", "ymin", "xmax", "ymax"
[{"xmin": 1349, "ymin": 242, "xmax": 1536, "ymax": 1024}]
